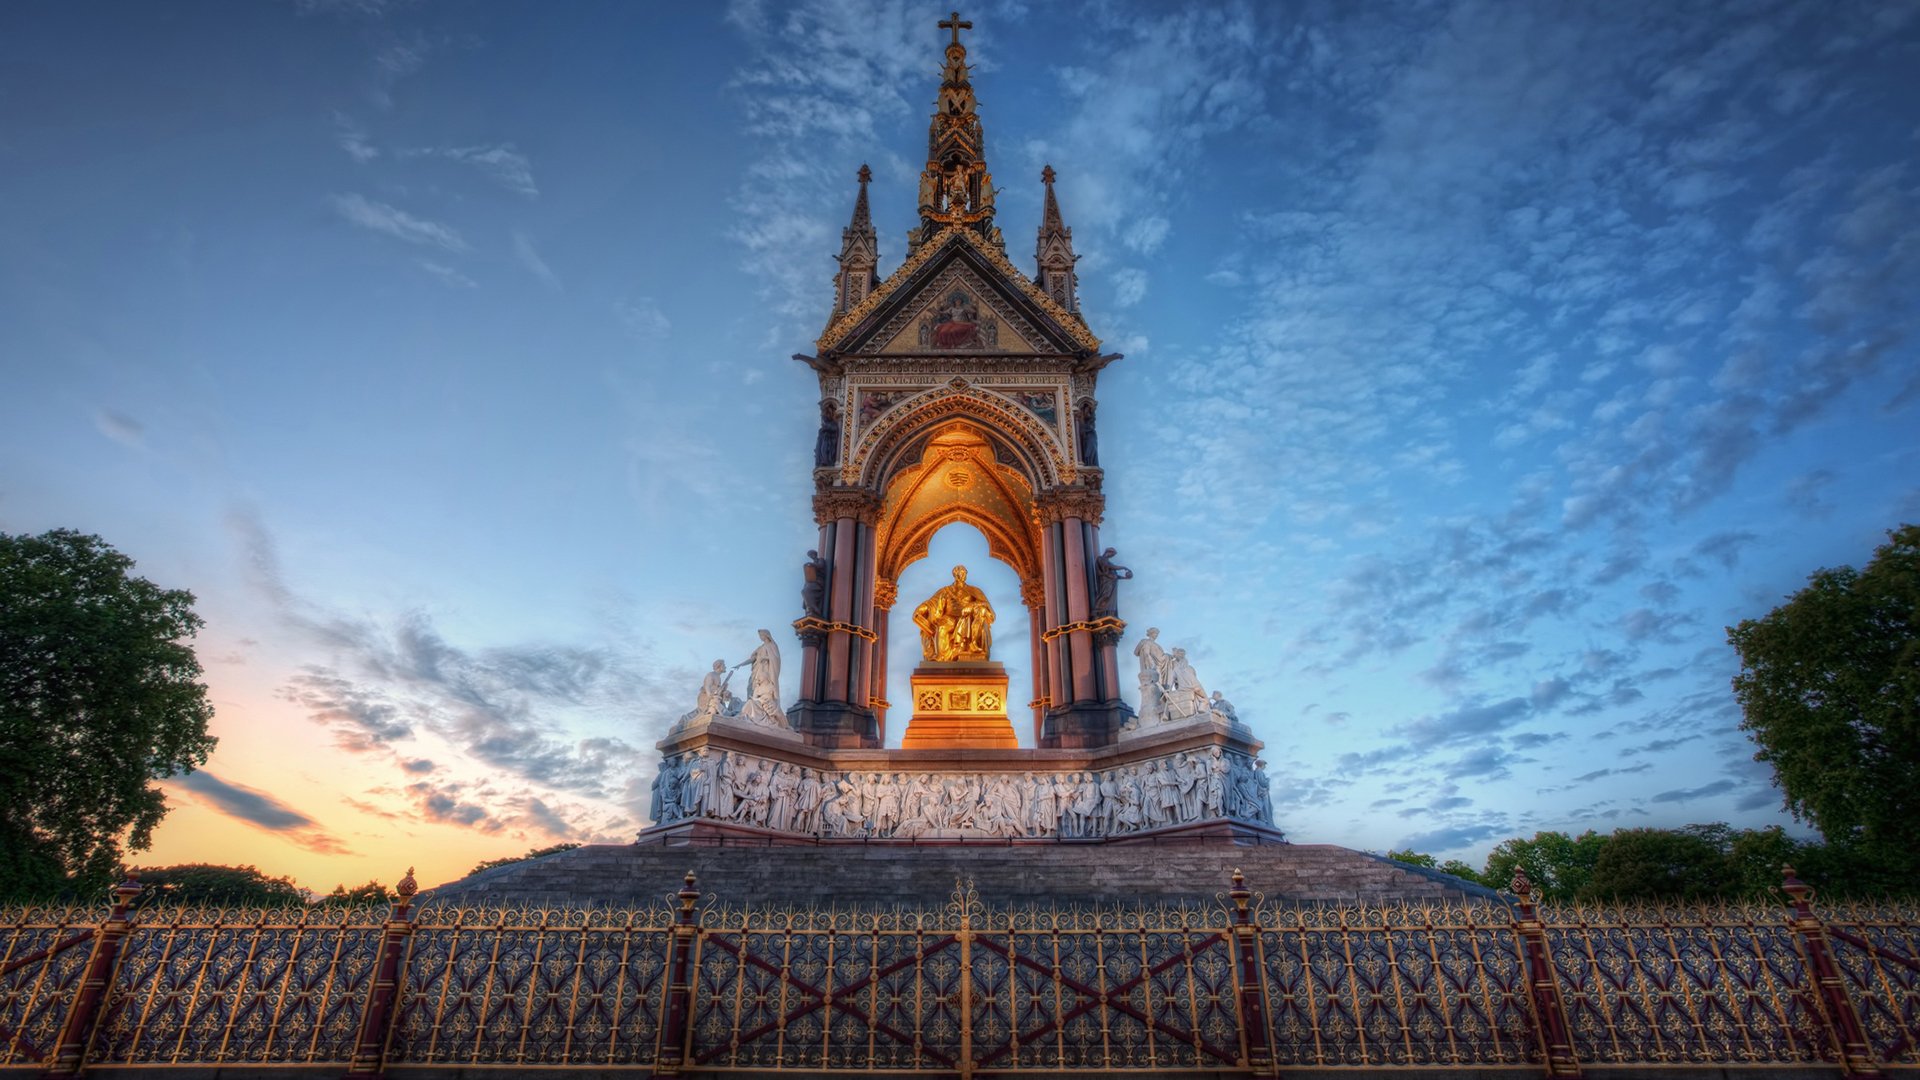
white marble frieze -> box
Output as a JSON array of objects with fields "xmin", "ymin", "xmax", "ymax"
[{"xmin": 647, "ymin": 746, "xmax": 1274, "ymax": 838}]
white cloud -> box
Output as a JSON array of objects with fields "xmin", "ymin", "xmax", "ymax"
[
  {"xmin": 416, "ymin": 259, "xmax": 476, "ymax": 288},
  {"xmin": 416, "ymin": 143, "xmax": 539, "ymax": 198},
  {"xmin": 329, "ymin": 193, "xmax": 468, "ymax": 251},
  {"xmin": 513, "ymin": 231, "xmax": 561, "ymax": 290}
]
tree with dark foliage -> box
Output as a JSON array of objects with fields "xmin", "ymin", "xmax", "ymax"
[
  {"xmin": 1, "ymin": 529, "xmax": 218, "ymax": 898},
  {"xmin": 128, "ymin": 864, "xmax": 305, "ymax": 909},
  {"xmin": 1728, "ymin": 525, "xmax": 1920, "ymax": 871}
]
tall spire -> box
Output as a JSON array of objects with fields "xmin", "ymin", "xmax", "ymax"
[
  {"xmin": 833, "ymin": 164, "xmax": 879, "ymax": 316},
  {"xmin": 1035, "ymin": 165, "xmax": 1078, "ymax": 312},
  {"xmin": 909, "ymin": 11, "xmax": 1001, "ymax": 254}
]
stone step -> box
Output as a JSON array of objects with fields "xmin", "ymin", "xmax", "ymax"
[{"xmin": 423, "ymin": 842, "xmax": 1498, "ymax": 910}]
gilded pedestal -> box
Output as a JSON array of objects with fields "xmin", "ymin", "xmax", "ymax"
[{"xmin": 901, "ymin": 661, "xmax": 1018, "ymax": 749}]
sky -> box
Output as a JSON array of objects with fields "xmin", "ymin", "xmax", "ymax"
[{"xmin": 2, "ymin": 0, "xmax": 1917, "ymax": 895}]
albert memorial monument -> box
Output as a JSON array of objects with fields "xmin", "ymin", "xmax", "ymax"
[{"xmin": 640, "ymin": 14, "xmax": 1278, "ymax": 846}]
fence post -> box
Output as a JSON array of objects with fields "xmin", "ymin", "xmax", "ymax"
[
  {"xmin": 1509, "ymin": 869, "xmax": 1582, "ymax": 1078},
  {"xmin": 1783, "ymin": 865, "xmax": 1885, "ymax": 1077},
  {"xmin": 341, "ymin": 866, "xmax": 418, "ymax": 1079},
  {"xmin": 39, "ymin": 877, "xmax": 141, "ymax": 1079},
  {"xmin": 1227, "ymin": 869, "xmax": 1277, "ymax": 1077},
  {"xmin": 654, "ymin": 871, "xmax": 702, "ymax": 1077}
]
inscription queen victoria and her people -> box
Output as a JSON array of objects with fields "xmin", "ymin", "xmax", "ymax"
[{"xmin": 644, "ymin": 9, "xmax": 1276, "ymax": 841}]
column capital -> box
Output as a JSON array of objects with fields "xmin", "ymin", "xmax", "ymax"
[
  {"xmin": 812, "ymin": 487, "xmax": 884, "ymax": 526},
  {"xmin": 1034, "ymin": 485, "xmax": 1105, "ymax": 526},
  {"xmin": 1020, "ymin": 578, "xmax": 1048, "ymax": 610},
  {"xmin": 874, "ymin": 579, "xmax": 899, "ymax": 611}
]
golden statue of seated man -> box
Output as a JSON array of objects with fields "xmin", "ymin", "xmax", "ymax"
[{"xmin": 914, "ymin": 565, "xmax": 994, "ymax": 661}]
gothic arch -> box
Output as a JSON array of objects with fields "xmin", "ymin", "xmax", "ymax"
[
  {"xmin": 855, "ymin": 385, "xmax": 1066, "ymax": 493},
  {"xmin": 873, "ymin": 424, "xmax": 1041, "ymax": 593}
]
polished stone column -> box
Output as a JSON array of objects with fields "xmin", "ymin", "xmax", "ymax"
[
  {"xmin": 1035, "ymin": 486, "xmax": 1133, "ymax": 747},
  {"xmin": 790, "ymin": 488, "xmax": 883, "ymax": 748}
]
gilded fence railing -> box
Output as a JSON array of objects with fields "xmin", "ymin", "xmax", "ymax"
[{"xmin": 0, "ymin": 865, "xmax": 1915, "ymax": 1076}]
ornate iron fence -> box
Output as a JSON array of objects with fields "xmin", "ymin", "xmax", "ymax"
[{"xmin": 0, "ymin": 864, "xmax": 1915, "ymax": 1077}]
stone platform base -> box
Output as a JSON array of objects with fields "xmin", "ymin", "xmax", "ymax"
[{"xmin": 424, "ymin": 840, "xmax": 1496, "ymax": 908}]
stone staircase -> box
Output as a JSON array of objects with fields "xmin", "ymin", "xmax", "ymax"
[{"xmin": 423, "ymin": 841, "xmax": 1498, "ymax": 909}]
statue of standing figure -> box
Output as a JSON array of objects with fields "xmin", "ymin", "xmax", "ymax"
[
  {"xmin": 1131, "ymin": 627, "xmax": 1166, "ymax": 726},
  {"xmin": 735, "ymin": 629, "xmax": 787, "ymax": 729},
  {"xmin": 1075, "ymin": 398, "xmax": 1098, "ymax": 466},
  {"xmin": 1092, "ymin": 548, "xmax": 1131, "ymax": 619},
  {"xmin": 801, "ymin": 550, "xmax": 828, "ymax": 619},
  {"xmin": 813, "ymin": 400, "xmax": 839, "ymax": 467}
]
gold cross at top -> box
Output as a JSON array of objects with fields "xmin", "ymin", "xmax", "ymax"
[{"xmin": 939, "ymin": 11, "xmax": 972, "ymax": 47}]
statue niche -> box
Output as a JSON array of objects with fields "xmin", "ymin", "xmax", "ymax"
[{"xmin": 901, "ymin": 560, "xmax": 1015, "ymax": 750}]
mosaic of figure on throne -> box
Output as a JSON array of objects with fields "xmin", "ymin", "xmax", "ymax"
[
  {"xmin": 918, "ymin": 288, "xmax": 999, "ymax": 350},
  {"xmin": 1006, "ymin": 389, "xmax": 1057, "ymax": 426}
]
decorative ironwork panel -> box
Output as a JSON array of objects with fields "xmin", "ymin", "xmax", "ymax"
[
  {"xmin": 1257, "ymin": 901, "xmax": 1531, "ymax": 1068},
  {"xmin": 389, "ymin": 904, "xmax": 673, "ymax": 1067},
  {"xmin": 19, "ymin": 884, "xmax": 1920, "ymax": 1074},
  {"xmin": 687, "ymin": 906, "xmax": 964, "ymax": 1073},
  {"xmin": 0, "ymin": 904, "xmax": 100, "ymax": 1066},
  {"xmin": 1543, "ymin": 900, "xmax": 1825, "ymax": 1067},
  {"xmin": 1826, "ymin": 898, "xmax": 1920, "ymax": 1066},
  {"xmin": 91, "ymin": 906, "xmax": 381, "ymax": 1066},
  {"xmin": 966, "ymin": 906, "xmax": 1243, "ymax": 1073}
]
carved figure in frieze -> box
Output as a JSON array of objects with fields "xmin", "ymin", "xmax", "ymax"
[
  {"xmin": 1204, "ymin": 747, "xmax": 1228, "ymax": 819},
  {"xmin": 1093, "ymin": 548, "xmax": 1131, "ymax": 619},
  {"xmin": 986, "ymin": 775, "xmax": 1022, "ymax": 836},
  {"xmin": 814, "ymin": 400, "xmax": 840, "ymax": 467},
  {"xmin": 1020, "ymin": 773, "xmax": 1045, "ymax": 835},
  {"xmin": 767, "ymin": 764, "xmax": 799, "ymax": 833},
  {"xmin": 1075, "ymin": 398, "xmax": 1098, "ymax": 466},
  {"xmin": 821, "ymin": 775, "xmax": 859, "ymax": 833},
  {"xmin": 1175, "ymin": 752, "xmax": 1205, "ymax": 821},
  {"xmin": 1068, "ymin": 771, "xmax": 1099, "ymax": 836},
  {"xmin": 897, "ymin": 774, "xmax": 937, "ymax": 837},
  {"xmin": 1254, "ymin": 760, "xmax": 1273, "ymax": 824},
  {"xmin": 1113, "ymin": 766, "xmax": 1143, "ymax": 833},
  {"xmin": 1147, "ymin": 759, "xmax": 1180, "ymax": 829},
  {"xmin": 874, "ymin": 773, "xmax": 904, "ymax": 835},
  {"xmin": 801, "ymin": 550, "xmax": 828, "ymax": 619},
  {"xmin": 650, "ymin": 757, "xmax": 679, "ymax": 823},
  {"xmin": 1096, "ymin": 769, "xmax": 1120, "ymax": 835},
  {"xmin": 678, "ymin": 750, "xmax": 709, "ymax": 821},
  {"xmin": 793, "ymin": 768, "xmax": 823, "ymax": 834},
  {"xmin": 733, "ymin": 758, "xmax": 772, "ymax": 826},
  {"xmin": 1228, "ymin": 757, "xmax": 1254, "ymax": 821},
  {"xmin": 946, "ymin": 774, "xmax": 980, "ymax": 830}
]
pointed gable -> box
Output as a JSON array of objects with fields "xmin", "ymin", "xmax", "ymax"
[{"xmin": 817, "ymin": 227, "xmax": 1101, "ymax": 356}]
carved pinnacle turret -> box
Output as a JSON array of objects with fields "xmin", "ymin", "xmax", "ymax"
[
  {"xmin": 833, "ymin": 164, "xmax": 880, "ymax": 317},
  {"xmin": 1035, "ymin": 164, "xmax": 1079, "ymax": 312},
  {"xmin": 909, "ymin": 11, "xmax": 999, "ymax": 255}
]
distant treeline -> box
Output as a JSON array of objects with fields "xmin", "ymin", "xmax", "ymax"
[{"xmin": 1389, "ymin": 822, "xmax": 1908, "ymax": 900}]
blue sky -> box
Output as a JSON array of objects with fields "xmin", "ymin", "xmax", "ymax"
[{"xmin": 2, "ymin": 0, "xmax": 1916, "ymax": 891}]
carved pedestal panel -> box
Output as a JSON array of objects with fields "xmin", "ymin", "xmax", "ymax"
[{"xmin": 901, "ymin": 660, "xmax": 1017, "ymax": 749}]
